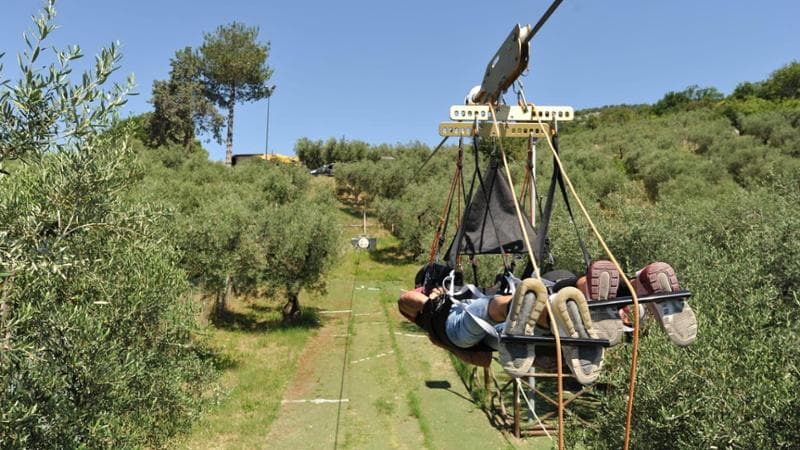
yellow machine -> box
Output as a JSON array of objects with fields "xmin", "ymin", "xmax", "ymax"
[{"xmin": 230, "ymin": 153, "xmax": 299, "ymax": 166}]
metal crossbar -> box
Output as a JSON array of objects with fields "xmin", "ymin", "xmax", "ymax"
[
  {"xmin": 587, "ymin": 290, "xmax": 692, "ymax": 309},
  {"xmin": 501, "ymin": 334, "xmax": 611, "ymax": 347}
]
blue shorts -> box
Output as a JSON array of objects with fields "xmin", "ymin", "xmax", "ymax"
[{"xmin": 445, "ymin": 296, "xmax": 504, "ymax": 350}]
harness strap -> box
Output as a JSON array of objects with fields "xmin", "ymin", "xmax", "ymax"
[
  {"xmin": 428, "ymin": 139, "xmax": 463, "ymax": 264},
  {"xmin": 553, "ymin": 134, "xmax": 592, "ymax": 269},
  {"xmin": 488, "ymin": 103, "xmax": 565, "ymax": 450},
  {"xmin": 532, "ymin": 134, "xmax": 591, "ymax": 270},
  {"xmin": 447, "ymin": 131, "xmax": 510, "ymax": 270}
]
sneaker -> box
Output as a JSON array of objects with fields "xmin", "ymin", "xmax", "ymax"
[
  {"xmin": 499, "ymin": 278, "xmax": 548, "ymax": 377},
  {"xmin": 635, "ymin": 262, "xmax": 697, "ymax": 347},
  {"xmin": 584, "ymin": 260, "xmax": 624, "ymax": 347},
  {"xmin": 549, "ymin": 287, "xmax": 604, "ymax": 385}
]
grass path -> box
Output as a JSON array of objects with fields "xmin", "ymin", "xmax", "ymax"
[{"xmin": 174, "ymin": 192, "xmax": 551, "ymax": 449}]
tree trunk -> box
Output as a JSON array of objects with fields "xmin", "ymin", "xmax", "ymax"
[
  {"xmin": 1, "ymin": 273, "xmax": 13, "ymax": 352},
  {"xmin": 282, "ymin": 290, "xmax": 300, "ymax": 323},
  {"xmin": 214, "ymin": 274, "xmax": 233, "ymax": 321},
  {"xmin": 183, "ymin": 130, "xmax": 193, "ymax": 154},
  {"xmin": 225, "ymin": 87, "xmax": 236, "ymax": 165}
]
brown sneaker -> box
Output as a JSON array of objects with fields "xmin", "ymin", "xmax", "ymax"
[
  {"xmin": 584, "ymin": 260, "xmax": 624, "ymax": 347},
  {"xmin": 635, "ymin": 262, "xmax": 697, "ymax": 347}
]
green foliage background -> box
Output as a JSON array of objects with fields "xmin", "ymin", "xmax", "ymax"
[
  {"xmin": 1, "ymin": 3, "xmax": 339, "ymax": 447},
  {"xmin": 0, "ymin": 5, "xmax": 211, "ymax": 445}
]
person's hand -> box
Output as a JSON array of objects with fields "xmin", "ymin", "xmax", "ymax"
[{"xmin": 428, "ymin": 286, "xmax": 444, "ymax": 299}]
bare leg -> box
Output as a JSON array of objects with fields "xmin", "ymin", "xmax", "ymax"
[
  {"xmin": 488, "ymin": 295, "xmax": 512, "ymax": 322},
  {"xmin": 490, "ymin": 292, "xmax": 555, "ymax": 329},
  {"xmin": 576, "ymin": 276, "xmax": 587, "ymax": 295}
]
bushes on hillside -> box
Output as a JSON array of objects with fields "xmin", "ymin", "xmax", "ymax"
[
  {"xmin": 0, "ymin": 5, "xmax": 210, "ymax": 446},
  {"xmin": 652, "ymin": 85, "xmax": 724, "ymax": 115},
  {"xmin": 135, "ymin": 145, "xmax": 339, "ymax": 322},
  {"xmin": 569, "ymin": 187, "xmax": 800, "ymax": 449},
  {"xmin": 295, "ymin": 137, "xmax": 377, "ymax": 168},
  {"xmin": 732, "ymin": 61, "xmax": 800, "ymax": 101}
]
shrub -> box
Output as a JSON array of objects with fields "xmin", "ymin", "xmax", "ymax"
[
  {"xmin": 571, "ymin": 189, "xmax": 800, "ymax": 449},
  {"xmin": 0, "ymin": 4, "xmax": 211, "ymax": 446}
]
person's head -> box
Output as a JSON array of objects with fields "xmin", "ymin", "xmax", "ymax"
[{"xmin": 414, "ymin": 263, "xmax": 460, "ymax": 294}]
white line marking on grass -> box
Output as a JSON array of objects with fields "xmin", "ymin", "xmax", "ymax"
[
  {"xmin": 351, "ymin": 350, "xmax": 394, "ymax": 364},
  {"xmin": 355, "ymin": 286, "xmax": 381, "ymax": 291},
  {"xmin": 282, "ymin": 399, "xmax": 350, "ymax": 404},
  {"xmin": 395, "ymin": 332, "xmax": 427, "ymax": 338},
  {"xmin": 320, "ymin": 310, "xmax": 352, "ymax": 314},
  {"xmin": 354, "ymin": 312, "xmax": 381, "ymax": 316}
]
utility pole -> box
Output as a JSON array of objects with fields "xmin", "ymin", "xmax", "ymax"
[
  {"xmin": 363, "ymin": 198, "xmax": 367, "ymax": 235},
  {"xmin": 264, "ymin": 94, "xmax": 271, "ymax": 157}
]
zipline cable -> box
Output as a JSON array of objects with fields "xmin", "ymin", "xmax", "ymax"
[
  {"xmin": 415, "ymin": 136, "xmax": 450, "ymax": 175},
  {"xmin": 526, "ymin": 0, "xmax": 565, "ymax": 45},
  {"xmin": 333, "ymin": 251, "xmax": 361, "ymax": 450},
  {"xmin": 488, "ymin": 104, "xmax": 565, "ymax": 450}
]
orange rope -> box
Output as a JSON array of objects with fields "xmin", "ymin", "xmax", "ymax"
[
  {"xmin": 427, "ymin": 142, "xmax": 463, "ymax": 264},
  {"xmin": 488, "ymin": 104, "xmax": 565, "ymax": 450}
]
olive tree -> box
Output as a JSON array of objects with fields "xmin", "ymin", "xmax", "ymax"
[
  {"xmin": 0, "ymin": 3, "xmax": 210, "ymax": 446},
  {"xmin": 260, "ymin": 195, "xmax": 340, "ymax": 322}
]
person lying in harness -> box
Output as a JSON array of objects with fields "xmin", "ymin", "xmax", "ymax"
[
  {"xmin": 398, "ymin": 260, "xmax": 697, "ymax": 385},
  {"xmin": 399, "ymin": 264, "xmax": 603, "ymax": 384}
]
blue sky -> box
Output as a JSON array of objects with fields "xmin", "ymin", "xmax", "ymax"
[{"xmin": 1, "ymin": 1, "xmax": 798, "ymax": 162}]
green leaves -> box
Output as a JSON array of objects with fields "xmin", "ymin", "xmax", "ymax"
[
  {"xmin": 1, "ymin": 2, "xmax": 211, "ymax": 447},
  {"xmin": 148, "ymin": 47, "xmax": 222, "ymax": 152},
  {"xmin": 199, "ymin": 22, "xmax": 273, "ymax": 103},
  {"xmin": 0, "ymin": 6, "xmax": 131, "ymax": 173},
  {"xmin": 133, "ymin": 152, "xmax": 338, "ymax": 322}
]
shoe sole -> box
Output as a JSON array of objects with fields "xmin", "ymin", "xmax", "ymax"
[
  {"xmin": 586, "ymin": 260, "xmax": 620, "ymax": 301},
  {"xmin": 585, "ymin": 260, "xmax": 624, "ymax": 347},
  {"xmin": 505, "ymin": 278, "xmax": 548, "ymax": 336},
  {"xmin": 640, "ymin": 263, "xmax": 698, "ymax": 347},
  {"xmin": 551, "ymin": 287, "xmax": 604, "ymax": 385},
  {"xmin": 500, "ymin": 278, "xmax": 548, "ymax": 377}
]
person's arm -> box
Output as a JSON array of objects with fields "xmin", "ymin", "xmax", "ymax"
[{"xmin": 398, "ymin": 288, "xmax": 427, "ymax": 323}]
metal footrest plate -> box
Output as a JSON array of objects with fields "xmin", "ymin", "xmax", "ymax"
[
  {"xmin": 500, "ymin": 334, "xmax": 610, "ymax": 347},
  {"xmin": 587, "ymin": 290, "xmax": 692, "ymax": 309}
]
